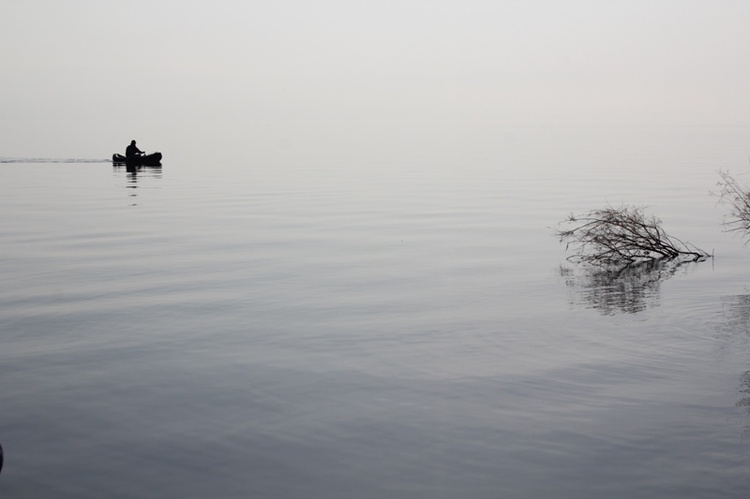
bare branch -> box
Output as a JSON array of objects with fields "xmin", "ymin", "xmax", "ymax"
[
  {"xmin": 713, "ymin": 169, "xmax": 750, "ymax": 240},
  {"xmin": 555, "ymin": 205, "xmax": 709, "ymax": 270}
]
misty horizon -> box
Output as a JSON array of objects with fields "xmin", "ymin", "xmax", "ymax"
[{"xmin": 2, "ymin": 1, "xmax": 749, "ymax": 159}]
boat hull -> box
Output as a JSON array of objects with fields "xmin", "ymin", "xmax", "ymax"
[{"xmin": 112, "ymin": 152, "xmax": 162, "ymax": 166}]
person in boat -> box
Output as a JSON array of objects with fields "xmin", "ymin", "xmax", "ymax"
[{"xmin": 125, "ymin": 140, "xmax": 143, "ymax": 159}]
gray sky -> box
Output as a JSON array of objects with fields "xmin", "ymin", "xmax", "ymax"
[{"xmin": 1, "ymin": 0, "xmax": 749, "ymax": 157}]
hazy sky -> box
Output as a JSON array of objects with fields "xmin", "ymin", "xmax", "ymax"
[{"xmin": 2, "ymin": 0, "xmax": 749, "ymax": 157}]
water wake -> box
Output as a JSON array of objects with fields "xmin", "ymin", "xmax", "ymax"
[{"xmin": 0, "ymin": 157, "xmax": 110, "ymax": 164}]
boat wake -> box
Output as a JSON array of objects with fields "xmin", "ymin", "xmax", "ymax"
[{"xmin": 0, "ymin": 157, "xmax": 111, "ymax": 164}]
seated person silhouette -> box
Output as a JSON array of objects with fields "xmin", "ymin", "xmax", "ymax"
[{"xmin": 126, "ymin": 140, "xmax": 143, "ymax": 159}]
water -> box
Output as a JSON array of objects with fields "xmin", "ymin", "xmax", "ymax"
[{"xmin": 2, "ymin": 126, "xmax": 750, "ymax": 497}]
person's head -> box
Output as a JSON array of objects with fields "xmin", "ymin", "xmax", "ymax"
[{"xmin": 130, "ymin": 140, "xmax": 136, "ymax": 145}]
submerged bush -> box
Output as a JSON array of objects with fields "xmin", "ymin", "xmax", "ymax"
[
  {"xmin": 714, "ymin": 169, "xmax": 750, "ymax": 239},
  {"xmin": 556, "ymin": 205, "xmax": 709, "ymax": 269}
]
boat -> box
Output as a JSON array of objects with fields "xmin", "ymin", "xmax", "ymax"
[{"xmin": 112, "ymin": 152, "xmax": 162, "ymax": 166}]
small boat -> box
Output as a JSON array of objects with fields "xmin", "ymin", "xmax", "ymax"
[{"xmin": 112, "ymin": 152, "xmax": 162, "ymax": 166}]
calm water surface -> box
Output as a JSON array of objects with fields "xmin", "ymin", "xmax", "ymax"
[{"xmin": 2, "ymin": 126, "xmax": 750, "ymax": 497}]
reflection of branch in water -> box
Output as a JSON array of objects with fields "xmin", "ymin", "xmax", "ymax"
[
  {"xmin": 711, "ymin": 296, "xmax": 750, "ymax": 438},
  {"xmin": 736, "ymin": 370, "xmax": 750, "ymax": 438},
  {"xmin": 560, "ymin": 260, "xmax": 693, "ymax": 315},
  {"xmin": 718, "ymin": 295, "xmax": 750, "ymax": 340},
  {"xmin": 738, "ymin": 371, "xmax": 750, "ymax": 413}
]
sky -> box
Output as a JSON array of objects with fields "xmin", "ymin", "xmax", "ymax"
[{"xmin": 1, "ymin": 0, "xmax": 749, "ymax": 158}]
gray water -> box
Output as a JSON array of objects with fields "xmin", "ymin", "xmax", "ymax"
[{"xmin": 2, "ymin": 126, "xmax": 750, "ymax": 497}]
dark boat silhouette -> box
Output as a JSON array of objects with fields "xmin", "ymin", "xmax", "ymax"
[{"xmin": 112, "ymin": 152, "xmax": 162, "ymax": 167}]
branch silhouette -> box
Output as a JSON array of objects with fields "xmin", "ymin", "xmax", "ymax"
[
  {"xmin": 714, "ymin": 169, "xmax": 750, "ymax": 240},
  {"xmin": 556, "ymin": 205, "xmax": 709, "ymax": 270}
]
